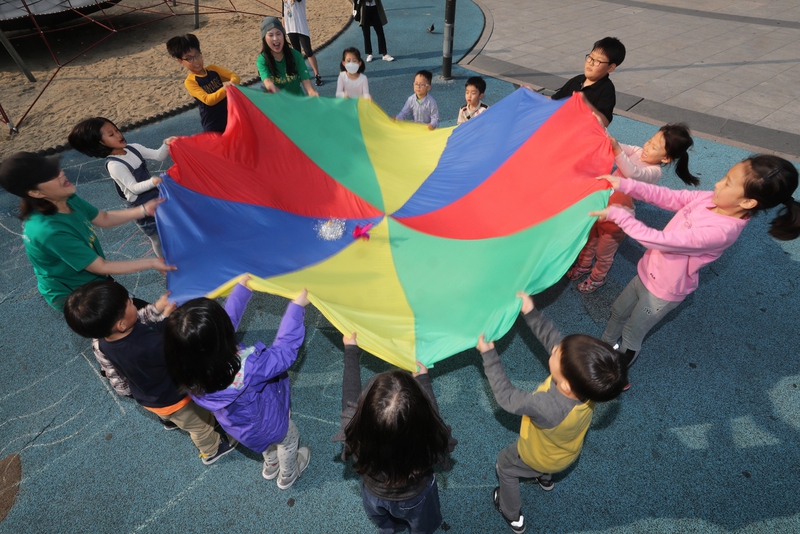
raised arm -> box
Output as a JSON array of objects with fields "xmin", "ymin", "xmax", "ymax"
[
  {"xmin": 607, "ymin": 207, "xmax": 732, "ymax": 254},
  {"xmin": 223, "ymin": 280, "xmax": 254, "ymax": 331},
  {"xmin": 477, "ymin": 335, "xmax": 547, "ymax": 417},
  {"xmin": 617, "ymin": 178, "xmax": 703, "ymax": 212}
]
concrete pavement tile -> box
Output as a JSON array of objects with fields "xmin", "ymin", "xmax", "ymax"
[
  {"xmin": 692, "ymin": 79, "xmax": 751, "ymax": 98},
  {"xmin": 709, "ymin": 99, "xmax": 776, "ymax": 124},
  {"xmin": 663, "ymin": 88, "xmax": 735, "ymax": 113},
  {"xmin": 756, "ymin": 108, "xmax": 800, "ymax": 137}
]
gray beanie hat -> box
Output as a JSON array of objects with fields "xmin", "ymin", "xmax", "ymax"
[
  {"xmin": 0, "ymin": 152, "xmax": 61, "ymax": 197},
  {"xmin": 261, "ymin": 16, "xmax": 285, "ymax": 38}
]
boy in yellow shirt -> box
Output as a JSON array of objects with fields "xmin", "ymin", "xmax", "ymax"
[
  {"xmin": 477, "ymin": 292, "xmax": 627, "ymax": 533},
  {"xmin": 167, "ymin": 33, "xmax": 240, "ymax": 133}
]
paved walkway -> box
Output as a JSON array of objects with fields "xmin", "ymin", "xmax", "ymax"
[{"xmin": 461, "ymin": 0, "xmax": 800, "ymax": 158}]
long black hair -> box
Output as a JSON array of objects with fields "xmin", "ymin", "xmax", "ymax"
[
  {"xmin": 68, "ymin": 117, "xmax": 117, "ymax": 158},
  {"xmin": 164, "ymin": 298, "xmax": 242, "ymax": 395},
  {"xmin": 261, "ymin": 29, "xmax": 297, "ymax": 79},
  {"xmin": 344, "ymin": 371, "xmax": 450, "ymax": 487},
  {"xmin": 741, "ymin": 154, "xmax": 800, "ymax": 241},
  {"xmin": 660, "ymin": 123, "xmax": 700, "ymax": 186}
]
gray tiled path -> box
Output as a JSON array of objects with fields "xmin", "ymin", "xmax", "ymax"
[{"xmin": 461, "ymin": 0, "xmax": 800, "ymax": 158}]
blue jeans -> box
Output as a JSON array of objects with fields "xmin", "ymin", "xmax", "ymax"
[{"xmin": 361, "ymin": 475, "xmax": 441, "ymax": 534}]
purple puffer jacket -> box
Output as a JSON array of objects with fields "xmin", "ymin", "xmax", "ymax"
[{"xmin": 191, "ymin": 284, "xmax": 305, "ymax": 453}]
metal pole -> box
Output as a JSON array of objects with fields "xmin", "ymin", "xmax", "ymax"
[
  {"xmin": 194, "ymin": 0, "xmax": 200, "ymax": 29},
  {"xmin": 442, "ymin": 0, "xmax": 456, "ymax": 79},
  {"xmin": 0, "ymin": 30, "xmax": 36, "ymax": 82}
]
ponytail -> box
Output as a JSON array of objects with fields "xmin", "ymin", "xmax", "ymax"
[
  {"xmin": 661, "ymin": 123, "xmax": 699, "ymax": 186},
  {"xmin": 742, "ymin": 154, "xmax": 800, "ymax": 241}
]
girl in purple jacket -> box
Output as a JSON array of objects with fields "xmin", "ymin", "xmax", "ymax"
[
  {"xmin": 165, "ymin": 279, "xmax": 311, "ymax": 489},
  {"xmin": 590, "ymin": 155, "xmax": 800, "ymax": 382}
]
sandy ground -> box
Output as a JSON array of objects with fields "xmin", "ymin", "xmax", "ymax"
[{"xmin": 0, "ymin": 0, "xmax": 352, "ymax": 157}]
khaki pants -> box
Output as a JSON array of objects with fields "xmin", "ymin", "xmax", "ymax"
[{"xmin": 162, "ymin": 401, "xmax": 220, "ymax": 457}]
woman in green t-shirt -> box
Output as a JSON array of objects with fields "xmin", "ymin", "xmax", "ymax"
[
  {"xmin": 0, "ymin": 152, "xmax": 175, "ymax": 310},
  {"xmin": 256, "ymin": 17, "xmax": 319, "ymax": 97}
]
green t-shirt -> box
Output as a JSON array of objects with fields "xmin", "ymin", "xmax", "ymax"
[
  {"xmin": 22, "ymin": 194, "xmax": 106, "ymax": 310},
  {"xmin": 256, "ymin": 48, "xmax": 310, "ymax": 96}
]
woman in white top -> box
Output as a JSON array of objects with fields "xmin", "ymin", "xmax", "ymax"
[{"xmin": 283, "ymin": 0, "xmax": 323, "ymax": 86}]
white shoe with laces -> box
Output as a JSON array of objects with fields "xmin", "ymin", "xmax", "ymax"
[
  {"xmin": 382, "ymin": 54, "xmax": 395, "ymax": 61},
  {"xmin": 365, "ymin": 54, "xmax": 373, "ymax": 62}
]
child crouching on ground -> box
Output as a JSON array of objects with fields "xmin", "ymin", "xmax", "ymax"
[
  {"xmin": 333, "ymin": 333, "xmax": 457, "ymax": 533},
  {"xmin": 164, "ymin": 278, "xmax": 311, "ymax": 489},
  {"xmin": 64, "ymin": 281, "xmax": 236, "ymax": 464},
  {"xmin": 477, "ymin": 291, "xmax": 627, "ymax": 534}
]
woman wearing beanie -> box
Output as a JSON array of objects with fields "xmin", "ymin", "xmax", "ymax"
[{"xmin": 257, "ymin": 16, "xmax": 319, "ymax": 96}]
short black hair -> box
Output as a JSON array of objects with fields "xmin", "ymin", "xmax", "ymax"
[
  {"xmin": 68, "ymin": 117, "xmax": 117, "ymax": 158},
  {"xmin": 63, "ymin": 280, "xmax": 129, "ymax": 339},
  {"xmin": 164, "ymin": 297, "xmax": 241, "ymax": 395},
  {"xmin": 559, "ymin": 334, "xmax": 627, "ymax": 402},
  {"xmin": 166, "ymin": 34, "xmax": 201, "ymax": 60},
  {"xmin": 592, "ymin": 36, "xmax": 625, "ymax": 66},
  {"xmin": 415, "ymin": 70, "xmax": 433, "ymax": 84},
  {"xmin": 465, "ymin": 76, "xmax": 486, "ymax": 94}
]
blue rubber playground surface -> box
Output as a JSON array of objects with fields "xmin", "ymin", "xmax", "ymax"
[{"xmin": 1, "ymin": 0, "xmax": 799, "ymax": 532}]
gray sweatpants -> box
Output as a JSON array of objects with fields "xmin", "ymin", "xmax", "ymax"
[
  {"xmin": 601, "ymin": 275, "xmax": 681, "ymax": 360},
  {"xmin": 495, "ymin": 443, "xmax": 552, "ymax": 521}
]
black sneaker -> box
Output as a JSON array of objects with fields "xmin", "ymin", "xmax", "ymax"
[
  {"xmin": 201, "ymin": 433, "xmax": 238, "ymax": 465},
  {"xmin": 160, "ymin": 419, "xmax": 179, "ymax": 431},
  {"xmin": 535, "ymin": 476, "xmax": 554, "ymax": 491},
  {"xmin": 315, "ymin": 75, "xmax": 323, "ymax": 86},
  {"xmin": 492, "ymin": 487, "xmax": 526, "ymax": 533}
]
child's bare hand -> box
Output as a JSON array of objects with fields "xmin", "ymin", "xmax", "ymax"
[
  {"xmin": 476, "ymin": 334, "xmax": 495, "ymax": 353},
  {"xmin": 607, "ymin": 135, "xmax": 622, "ymax": 155},
  {"xmin": 597, "ymin": 174, "xmax": 620, "ymax": 189},
  {"xmin": 164, "ymin": 136, "xmax": 178, "ymax": 146},
  {"xmin": 154, "ymin": 291, "xmax": 171, "ymax": 312},
  {"xmin": 264, "ymin": 81, "xmax": 279, "ymax": 93},
  {"xmin": 152, "ymin": 177, "xmax": 163, "ymax": 186},
  {"xmin": 162, "ymin": 300, "xmax": 178, "ymax": 317},
  {"xmin": 222, "ymin": 81, "xmax": 235, "ymax": 88},
  {"xmin": 292, "ymin": 288, "xmax": 310, "ymax": 307},
  {"xmin": 589, "ymin": 207, "xmax": 610, "ymax": 220},
  {"xmin": 343, "ymin": 332, "xmax": 358, "ymax": 346},
  {"xmin": 238, "ymin": 274, "xmax": 252, "ymax": 288},
  {"xmin": 412, "ymin": 360, "xmax": 428, "ymax": 377},
  {"xmin": 516, "ymin": 291, "xmax": 534, "ymax": 314},
  {"xmin": 427, "ymin": 124, "xmax": 435, "ymax": 131}
]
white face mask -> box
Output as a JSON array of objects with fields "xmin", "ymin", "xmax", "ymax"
[{"xmin": 344, "ymin": 62, "xmax": 360, "ymax": 74}]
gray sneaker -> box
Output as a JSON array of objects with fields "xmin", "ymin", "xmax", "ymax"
[
  {"xmin": 276, "ymin": 447, "xmax": 310, "ymax": 490},
  {"xmin": 262, "ymin": 458, "xmax": 279, "ymax": 480}
]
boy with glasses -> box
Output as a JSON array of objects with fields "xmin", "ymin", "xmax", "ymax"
[
  {"xmin": 552, "ymin": 37, "xmax": 625, "ymax": 127},
  {"xmin": 166, "ymin": 34, "xmax": 240, "ymax": 133},
  {"xmin": 396, "ymin": 70, "xmax": 439, "ymax": 130}
]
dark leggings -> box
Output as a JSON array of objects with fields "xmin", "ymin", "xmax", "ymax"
[
  {"xmin": 288, "ymin": 33, "xmax": 314, "ymax": 58},
  {"xmin": 361, "ymin": 6, "xmax": 387, "ymax": 56}
]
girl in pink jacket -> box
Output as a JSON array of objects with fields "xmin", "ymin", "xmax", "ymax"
[
  {"xmin": 590, "ymin": 154, "xmax": 800, "ymax": 380},
  {"xmin": 567, "ymin": 123, "xmax": 699, "ymax": 293}
]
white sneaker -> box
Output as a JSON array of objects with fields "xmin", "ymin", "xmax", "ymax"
[
  {"xmin": 276, "ymin": 446, "xmax": 310, "ymax": 490},
  {"xmin": 365, "ymin": 54, "xmax": 373, "ymax": 62},
  {"xmin": 382, "ymin": 54, "xmax": 395, "ymax": 62}
]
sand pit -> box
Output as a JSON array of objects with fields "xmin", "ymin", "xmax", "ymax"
[{"xmin": 0, "ymin": 0, "xmax": 352, "ymax": 157}]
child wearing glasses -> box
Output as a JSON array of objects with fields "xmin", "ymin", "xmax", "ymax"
[
  {"xmin": 396, "ymin": 70, "xmax": 439, "ymax": 130},
  {"xmin": 551, "ymin": 37, "xmax": 625, "ymax": 127},
  {"xmin": 166, "ymin": 34, "xmax": 240, "ymax": 133}
]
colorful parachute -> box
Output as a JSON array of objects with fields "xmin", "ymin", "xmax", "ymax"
[{"xmin": 158, "ymin": 86, "xmax": 613, "ymax": 369}]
